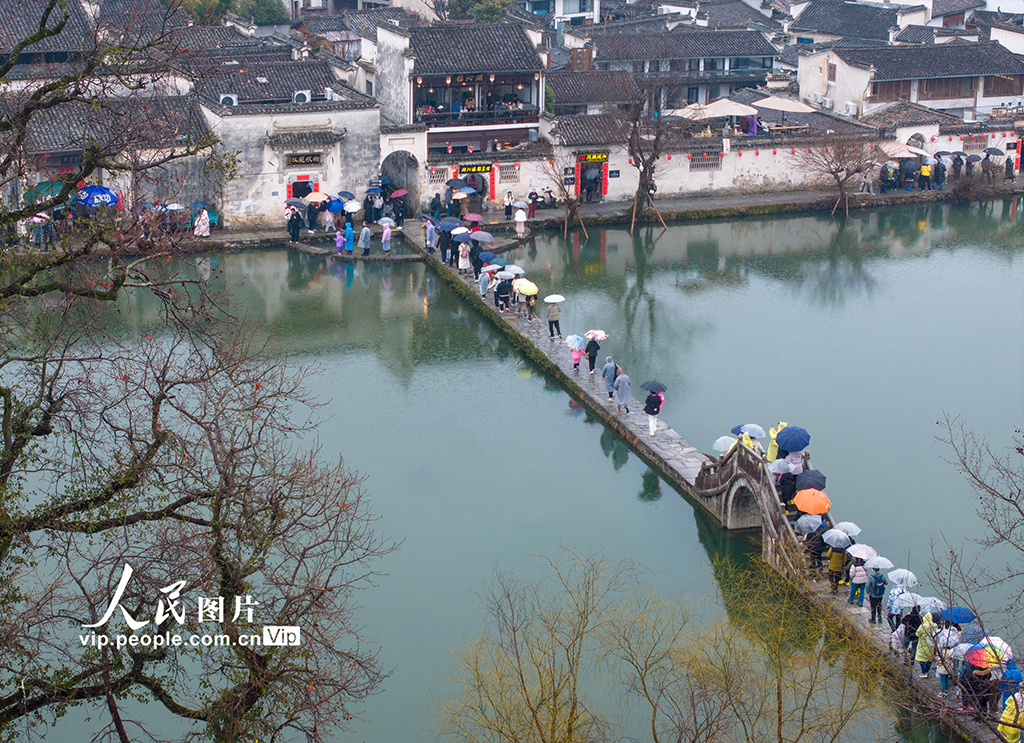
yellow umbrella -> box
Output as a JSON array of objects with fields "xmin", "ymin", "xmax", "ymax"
[
  {"xmin": 514, "ymin": 279, "xmax": 538, "ymax": 296},
  {"xmin": 304, "ymin": 192, "xmax": 330, "ymax": 203}
]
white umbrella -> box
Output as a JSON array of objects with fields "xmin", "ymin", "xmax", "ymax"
[
  {"xmin": 544, "ymin": 294, "xmax": 565, "ymax": 303},
  {"xmin": 767, "ymin": 459, "xmax": 794, "ymax": 474},
  {"xmin": 889, "ymin": 568, "xmax": 918, "ymax": 587},
  {"xmin": 495, "ymin": 271, "xmax": 515, "ymax": 280},
  {"xmin": 753, "ymin": 95, "xmax": 815, "ymax": 113},
  {"xmin": 918, "ymin": 596, "xmax": 946, "ymax": 616},
  {"xmin": 451, "ymin": 226, "xmax": 469, "ymax": 235},
  {"xmin": 482, "ymin": 264, "xmax": 501, "ymax": 273},
  {"xmin": 822, "ymin": 528, "xmax": 851, "ymax": 549},
  {"xmin": 907, "ymin": 145, "xmax": 931, "ymax": 157},
  {"xmin": 834, "ymin": 521, "xmax": 862, "ymax": 537},
  {"xmin": 893, "ymin": 591, "xmax": 925, "ymax": 611},
  {"xmin": 736, "ymin": 423, "xmax": 766, "ymax": 438},
  {"xmin": 795, "ymin": 514, "xmax": 823, "ymax": 534},
  {"xmin": 506, "ymin": 265, "xmax": 526, "ymax": 276},
  {"xmin": 881, "ymin": 142, "xmax": 917, "ymax": 159},
  {"xmin": 669, "ymin": 99, "xmax": 758, "ymax": 120},
  {"xmin": 864, "ymin": 556, "xmax": 895, "ymax": 570},
  {"xmin": 847, "ymin": 543, "xmax": 878, "ymax": 561},
  {"xmin": 344, "ymin": 200, "xmax": 361, "ymax": 213},
  {"xmin": 713, "ymin": 436, "xmax": 736, "ymax": 453}
]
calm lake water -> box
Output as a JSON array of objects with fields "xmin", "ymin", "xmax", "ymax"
[{"xmin": 122, "ymin": 199, "xmax": 1022, "ymax": 741}]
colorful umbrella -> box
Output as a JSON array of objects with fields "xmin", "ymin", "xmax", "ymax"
[
  {"xmin": 730, "ymin": 423, "xmax": 766, "ymax": 438},
  {"xmin": 712, "ymin": 436, "xmax": 736, "ymax": 453},
  {"xmin": 566, "ymin": 335, "xmax": 586, "ymax": 352},
  {"xmin": 464, "ymin": 212, "xmax": 483, "ymax": 221},
  {"xmin": 822, "ymin": 528, "xmax": 851, "ymax": 549},
  {"xmin": 515, "ymin": 280, "xmax": 538, "ymax": 296},
  {"xmin": 793, "ymin": 488, "xmax": 831, "ymax": 515},
  {"xmin": 492, "ymin": 258, "xmax": 509, "ymax": 267},
  {"xmin": 795, "ymin": 514, "xmax": 823, "ymax": 534},
  {"xmin": 776, "ymin": 426, "xmax": 810, "ymax": 452},
  {"xmin": 77, "ymin": 185, "xmax": 117, "ymax": 207},
  {"xmin": 833, "ymin": 521, "xmax": 861, "ymax": 537},
  {"xmin": 544, "ymin": 294, "xmax": 565, "ymax": 303},
  {"xmin": 585, "ymin": 330, "xmax": 609, "ymax": 341},
  {"xmin": 847, "ymin": 543, "xmax": 877, "ymax": 561},
  {"xmin": 965, "ymin": 644, "xmax": 1003, "ymax": 669},
  {"xmin": 888, "ymin": 569, "xmax": 918, "ymax": 587},
  {"xmin": 390, "ymin": 189, "xmax": 408, "ymax": 198}
]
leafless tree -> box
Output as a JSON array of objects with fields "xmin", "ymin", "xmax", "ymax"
[
  {"xmin": 0, "ymin": 4, "xmax": 393, "ymax": 741},
  {"xmin": 791, "ymin": 135, "xmax": 879, "ymax": 217},
  {"xmin": 542, "ymin": 154, "xmax": 588, "ymax": 241}
]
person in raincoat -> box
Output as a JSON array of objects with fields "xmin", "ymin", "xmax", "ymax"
[
  {"xmin": 886, "ymin": 583, "xmax": 907, "ymax": 630},
  {"xmin": 935, "ymin": 621, "xmax": 961, "ymax": 696},
  {"xmin": 335, "ymin": 228, "xmax": 345, "ymax": 254},
  {"xmin": 345, "ymin": 221, "xmax": 355, "ymax": 253},
  {"xmin": 644, "ymin": 389, "xmax": 662, "ymax": 436},
  {"xmin": 613, "ymin": 368, "xmax": 631, "ymax": 414},
  {"xmin": 477, "ymin": 270, "xmax": 489, "ymax": 297},
  {"xmin": 767, "ymin": 422, "xmax": 788, "ymax": 462},
  {"xmin": 915, "ymin": 612, "xmax": 938, "ymax": 678},
  {"xmin": 999, "ymin": 691, "xmax": 1024, "ymax": 743},
  {"xmin": 381, "ymin": 223, "xmax": 392, "ymax": 256},
  {"xmin": 826, "ymin": 546, "xmax": 848, "ymax": 595},
  {"xmin": 571, "ymin": 345, "xmax": 583, "ymax": 373},
  {"xmin": 358, "ymin": 221, "xmax": 371, "ymax": 256},
  {"xmin": 901, "ymin": 606, "xmax": 923, "ymax": 661},
  {"xmin": 602, "ymin": 357, "xmax": 617, "ymax": 403},
  {"xmin": 193, "ymin": 208, "xmax": 210, "ymax": 238},
  {"xmin": 584, "ymin": 337, "xmax": 600, "ymax": 374}
]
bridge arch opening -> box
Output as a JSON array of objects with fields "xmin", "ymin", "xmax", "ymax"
[{"xmin": 726, "ymin": 482, "xmax": 762, "ymax": 530}]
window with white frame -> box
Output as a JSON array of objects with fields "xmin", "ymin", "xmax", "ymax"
[
  {"xmin": 499, "ymin": 164, "xmax": 520, "ymax": 183},
  {"xmin": 428, "ymin": 169, "xmax": 449, "ymax": 185}
]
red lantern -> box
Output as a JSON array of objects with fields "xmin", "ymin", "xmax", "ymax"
[
  {"xmin": 719, "ymin": 152, "xmax": 724, "ymax": 157},
  {"xmin": 948, "ymin": 136, "xmax": 953, "ymax": 141},
  {"xmin": 738, "ymin": 151, "xmax": 742, "ymax": 156},
  {"xmin": 430, "ymin": 166, "xmax": 436, "ymax": 173},
  {"xmin": 515, "ymin": 162, "xmax": 520, "ymax": 167},
  {"xmin": 468, "ymin": 145, "xmax": 474, "ymax": 153},
  {"xmin": 667, "ymin": 154, "xmax": 672, "ymax": 160},
  {"xmin": 687, "ymin": 153, "xmax": 692, "ymax": 159},
  {"xmin": 773, "ymin": 149, "xmax": 777, "ymax": 155},
  {"xmin": 703, "ymin": 152, "xmax": 707, "ymax": 158},
  {"xmin": 628, "ymin": 158, "xmax": 633, "ymax": 164},
  {"xmin": 755, "ymin": 150, "xmax": 759, "ymax": 155},
  {"xmin": 930, "ymin": 136, "xmax": 935, "ymax": 141},
  {"xmin": 791, "ymin": 149, "xmax": 795, "ymax": 154},
  {"xmin": 447, "ymin": 145, "xmax": 452, "ymax": 153}
]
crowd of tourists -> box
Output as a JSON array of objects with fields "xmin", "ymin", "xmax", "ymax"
[{"xmin": 862, "ymin": 152, "xmax": 1015, "ymax": 195}]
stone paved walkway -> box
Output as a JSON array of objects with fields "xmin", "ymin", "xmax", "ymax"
[{"xmin": 440, "ymin": 256, "xmax": 711, "ymax": 486}]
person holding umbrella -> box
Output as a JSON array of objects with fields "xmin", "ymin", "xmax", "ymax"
[
  {"xmin": 867, "ymin": 568, "xmax": 888, "ymax": 624},
  {"xmin": 515, "ymin": 208, "xmax": 527, "ymax": 238},
  {"xmin": 287, "ymin": 208, "xmax": 302, "ymax": 243},
  {"xmin": 567, "ymin": 335, "xmax": 585, "ymax": 373},
  {"xmin": 546, "ymin": 297, "xmax": 561, "ymax": 337},
  {"xmin": 584, "ymin": 335, "xmax": 601, "ymax": 374},
  {"xmin": 848, "ymin": 559, "xmax": 868, "ymax": 607},
  {"xmin": 826, "ymin": 546, "xmax": 848, "ymax": 595},
  {"xmin": 504, "ymin": 190, "xmax": 514, "ymax": 220},
  {"xmin": 458, "ymin": 239, "xmax": 471, "ymax": 275},
  {"xmin": 643, "ymin": 387, "xmax": 662, "ymax": 436},
  {"xmin": 952, "ymin": 154, "xmax": 964, "ymax": 178}
]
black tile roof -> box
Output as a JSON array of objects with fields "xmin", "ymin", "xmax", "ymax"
[
  {"xmin": 265, "ymin": 128, "xmax": 348, "ymax": 147},
  {"xmin": 194, "ymin": 59, "xmax": 374, "ymax": 108},
  {"xmin": 860, "ymin": 99, "xmax": 962, "ymax": 128},
  {"xmin": 700, "ymin": 0, "xmax": 782, "ymax": 31},
  {"xmin": 409, "ymin": 24, "xmax": 542, "ymax": 76},
  {"xmin": 834, "ymin": 40, "xmax": 1024, "ymax": 80},
  {"xmin": 932, "ymin": 0, "xmax": 984, "ymax": 17},
  {"xmin": 569, "ymin": 16, "xmax": 679, "ymax": 37},
  {"xmin": 296, "ymin": 8, "xmax": 414, "ymax": 41},
  {"xmin": 554, "ymin": 113, "xmax": 629, "ymax": 145},
  {"xmin": 790, "ymin": 1, "xmax": 898, "ymax": 41},
  {"xmin": 547, "ymin": 70, "xmax": 639, "ymax": 104},
  {"xmin": 592, "ymin": 28, "xmax": 777, "ymax": 61},
  {"xmin": 7, "ymin": 94, "xmax": 212, "ymax": 154},
  {"xmin": 0, "ymin": 0, "xmax": 94, "ymax": 56},
  {"xmin": 894, "ymin": 24, "xmax": 975, "ymax": 43},
  {"xmin": 970, "ymin": 10, "xmax": 1023, "ymax": 27}
]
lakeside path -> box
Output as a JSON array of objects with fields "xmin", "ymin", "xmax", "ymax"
[
  {"xmin": 212, "ymin": 181, "xmax": 1024, "ymax": 250},
  {"xmin": 409, "ymin": 237, "xmax": 999, "ymax": 743}
]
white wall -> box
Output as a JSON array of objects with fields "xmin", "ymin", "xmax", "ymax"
[
  {"xmin": 798, "ymin": 51, "xmax": 873, "ymax": 113},
  {"xmin": 990, "ymin": 25, "xmax": 1024, "ymax": 54}
]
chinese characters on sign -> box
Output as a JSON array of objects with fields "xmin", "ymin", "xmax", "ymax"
[
  {"xmin": 458, "ymin": 163, "xmax": 491, "ymax": 174},
  {"xmin": 576, "ymin": 152, "xmax": 609, "ymax": 164},
  {"xmin": 454, "ymin": 74, "xmax": 485, "ymax": 84},
  {"xmin": 287, "ymin": 153, "xmax": 322, "ymax": 167}
]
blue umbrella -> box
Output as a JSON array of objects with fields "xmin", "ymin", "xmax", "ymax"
[
  {"xmin": 459, "ymin": 186, "xmax": 476, "ymax": 194},
  {"xmin": 77, "ymin": 185, "xmax": 117, "ymax": 207},
  {"xmin": 478, "ymin": 251, "xmax": 497, "ymax": 262},
  {"xmin": 336, "ymin": 191, "xmax": 355, "ymax": 200},
  {"xmin": 776, "ymin": 426, "xmax": 811, "ymax": 452},
  {"xmin": 326, "ymin": 199, "xmax": 345, "ymax": 213},
  {"xmin": 191, "ymin": 201, "xmax": 212, "ymax": 210},
  {"xmin": 939, "ymin": 606, "xmax": 977, "ymax": 624},
  {"xmin": 452, "ymin": 233, "xmax": 473, "ymax": 242},
  {"xmin": 417, "ymin": 214, "xmax": 436, "ymax": 223},
  {"xmin": 379, "ymin": 176, "xmax": 392, "ymax": 184},
  {"xmin": 436, "ymin": 222, "xmax": 458, "ymax": 232},
  {"xmin": 730, "ymin": 423, "xmax": 766, "ymax": 438},
  {"xmin": 366, "ymin": 187, "xmax": 384, "ymax": 194},
  {"xmin": 961, "ymin": 625, "xmax": 984, "ymax": 644}
]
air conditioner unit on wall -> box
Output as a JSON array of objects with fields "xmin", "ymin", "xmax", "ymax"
[
  {"xmin": 822, "ymin": 97, "xmax": 834, "ymax": 109},
  {"xmin": 844, "ymin": 101, "xmax": 859, "ymax": 116},
  {"xmin": 293, "ymin": 90, "xmax": 311, "ymax": 104},
  {"xmin": 220, "ymin": 94, "xmax": 238, "ymax": 106},
  {"xmin": 812, "ymin": 92, "xmax": 823, "ymax": 103}
]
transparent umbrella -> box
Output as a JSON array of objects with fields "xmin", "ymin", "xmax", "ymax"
[
  {"xmin": 822, "ymin": 528, "xmax": 851, "ymax": 549},
  {"xmin": 888, "ymin": 569, "xmax": 918, "ymax": 587}
]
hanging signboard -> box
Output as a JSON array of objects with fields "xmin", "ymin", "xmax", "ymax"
[{"xmin": 287, "ymin": 153, "xmax": 322, "ymax": 167}]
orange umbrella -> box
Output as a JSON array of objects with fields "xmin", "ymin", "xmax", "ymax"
[{"xmin": 793, "ymin": 488, "xmax": 831, "ymax": 515}]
